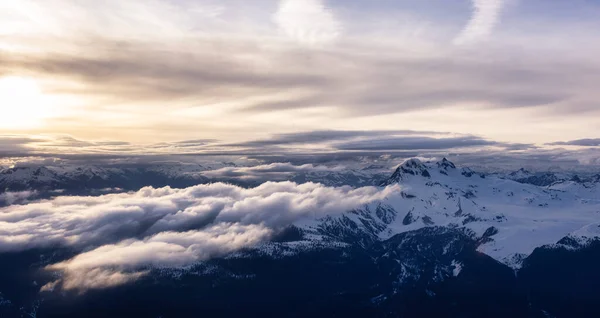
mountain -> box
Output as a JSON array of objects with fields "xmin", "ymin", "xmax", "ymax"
[
  {"xmin": 506, "ymin": 168, "xmax": 562, "ymax": 187},
  {"xmin": 0, "ymin": 165, "xmax": 199, "ymax": 196},
  {"xmin": 1, "ymin": 158, "xmax": 600, "ymax": 317},
  {"xmin": 502, "ymin": 168, "xmax": 600, "ymax": 188},
  {"xmin": 0, "ymin": 163, "xmax": 389, "ymax": 206},
  {"xmin": 297, "ymin": 158, "xmax": 600, "ymax": 268}
]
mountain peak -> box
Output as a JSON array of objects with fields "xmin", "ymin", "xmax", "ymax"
[
  {"xmin": 402, "ymin": 158, "xmax": 426, "ymax": 169},
  {"xmin": 509, "ymin": 168, "xmax": 532, "ymax": 179},
  {"xmin": 437, "ymin": 157, "xmax": 456, "ymax": 170},
  {"xmin": 383, "ymin": 159, "xmax": 431, "ymax": 184}
]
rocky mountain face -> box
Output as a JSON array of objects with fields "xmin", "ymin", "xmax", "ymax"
[{"xmin": 1, "ymin": 158, "xmax": 600, "ymax": 317}]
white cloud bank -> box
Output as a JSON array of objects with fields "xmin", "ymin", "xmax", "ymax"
[
  {"xmin": 44, "ymin": 223, "xmax": 272, "ymax": 291},
  {"xmin": 454, "ymin": 0, "xmax": 506, "ymax": 45},
  {"xmin": 0, "ymin": 181, "xmax": 399, "ymax": 291}
]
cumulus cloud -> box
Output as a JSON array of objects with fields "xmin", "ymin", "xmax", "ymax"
[
  {"xmin": 454, "ymin": 0, "xmax": 505, "ymax": 45},
  {"xmin": 274, "ymin": 0, "xmax": 341, "ymax": 46},
  {"xmin": 0, "ymin": 181, "xmax": 399, "ymax": 290}
]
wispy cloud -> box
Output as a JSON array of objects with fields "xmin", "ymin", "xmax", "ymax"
[
  {"xmin": 274, "ymin": 0, "xmax": 341, "ymax": 46},
  {"xmin": 225, "ymin": 130, "xmax": 450, "ymax": 148},
  {"xmin": 454, "ymin": 0, "xmax": 506, "ymax": 45},
  {"xmin": 332, "ymin": 136, "xmax": 505, "ymax": 151},
  {"xmin": 546, "ymin": 138, "xmax": 600, "ymax": 147}
]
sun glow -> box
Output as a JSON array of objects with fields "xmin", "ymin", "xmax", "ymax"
[{"xmin": 0, "ymin": 76, "xmax": 53, "ymax": 129}]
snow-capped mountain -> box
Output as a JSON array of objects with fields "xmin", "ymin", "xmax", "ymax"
[
  {"xmin": 502, "ymin": 167, "xmax": 600, "ymax": 188},
  {"xmin": 0, "ymin": 162, "xmax": 389, "ymax": 203},
  {"xmin": 0, "ymin": 164, "xmax": 208, "ymax": 193},
  {"xmin": 297, "ymin": 158, "xmax": 600, "ymax": 268},
  {"xmin": 2, "ymin": 158, "xmax": 600, "ymax": 317},
  {"xmin": 505, "ymin": 168, "xmax": 563, "ymax": 186}
]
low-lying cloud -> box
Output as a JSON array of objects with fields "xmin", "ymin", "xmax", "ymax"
[
  {"xmin": 0, "ymin": 190, "xmax": 36, "ymax": 206},
  {"xmin": 0, "ymin": 181, "xmax": 399, "ymax": 291},
  {"xmin": 44, "ymin": 223, "xmax": 272, "ymax": 291}
]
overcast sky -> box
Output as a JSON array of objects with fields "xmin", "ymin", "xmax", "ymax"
[{"xmin": 1, "ymin": 0, "xmax": 599, "ymax": 147}]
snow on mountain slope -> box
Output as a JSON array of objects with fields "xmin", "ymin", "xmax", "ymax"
[{"xmin": 297, "ymin": 158, "xmax": 600, "ymax": 268}]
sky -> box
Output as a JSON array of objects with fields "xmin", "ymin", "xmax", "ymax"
[{"xmin": 1, "ymin": 0, "xmax": 599, "ymax": 153}]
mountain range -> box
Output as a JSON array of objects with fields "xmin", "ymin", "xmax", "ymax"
[{"xmin": 1, "ymin": 158, "xmax": 600, "ymax": 317}]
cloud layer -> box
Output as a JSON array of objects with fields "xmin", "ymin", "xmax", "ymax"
[
  {"xmin": 0, "ymin": 131, "xmax": 532, "ymax": 159},
  {"xmin": 0, "ymin": 181, "xmax": 399, "ymax": 290},
  {"xmin": 201, "ymin": 162, "xmax": 344, "ymax": 181},
  {"xmin": 2, "ymin": 0, "xmax": 600, "ymax": 144},
  {"xmin": 546, "ymin": 138, "xmax": 600, "ymax": 147}
]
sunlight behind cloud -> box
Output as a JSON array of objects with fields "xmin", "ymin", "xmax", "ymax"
[{"xmin": 0, "ymin": 77, "xmax": 53, "ymax": 130}]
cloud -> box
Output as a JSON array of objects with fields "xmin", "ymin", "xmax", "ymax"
[
  {"xmin": 226, "ymin": 130, "xmax": 449, "ymax": 148},
  {"xmin": 0, "ymin": 190, "xmax": 37, "ymax": 206},
  {"xmin": 274, "ymin": 0, "xmax": 341, "ymax": 46},
  {"xmin": 168, "ymin": 139, "xmax": 219, "ymax": 148},
  {"xmin": 0, "ymin": 135, "xmax": 46, "ymax": 154},
  {"xmin": 201, "ymin": 162, "xmax": 344, "ymax": 182},
  {"xmin": 333, "ymin": 136, "xmax": 502, "ymax": 151},
  {"xmin": 224, "ymin": 131, "xmax": 536, "ymax": 155},
  {"xmin": 0, "ymin": 132, "xmax": 539, "ymax": 170},
  {"xmin": 454, "ymin": 0, "xmax": 506, "ymax": 45},
  {"xmin": 2, "ymin": 0, "xmax": 600, "ymax": 144},
  {"xmin": 45, "ymin": 224, "xmax": 271, "ymax": 291},
  {"xmin": 0, "ymin": 181, "xmax": 399, "ymax": 290},
  {"xmin": 546, "ymin": 138, "xmax": 600, "ymax": 147},
  {"xmin": 3, "ymin": 35, "xmax": 598, "ymax": 142},
  {"xmin": 0, "ymin": 134, "xmax": 134, "ymax": 158}
]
